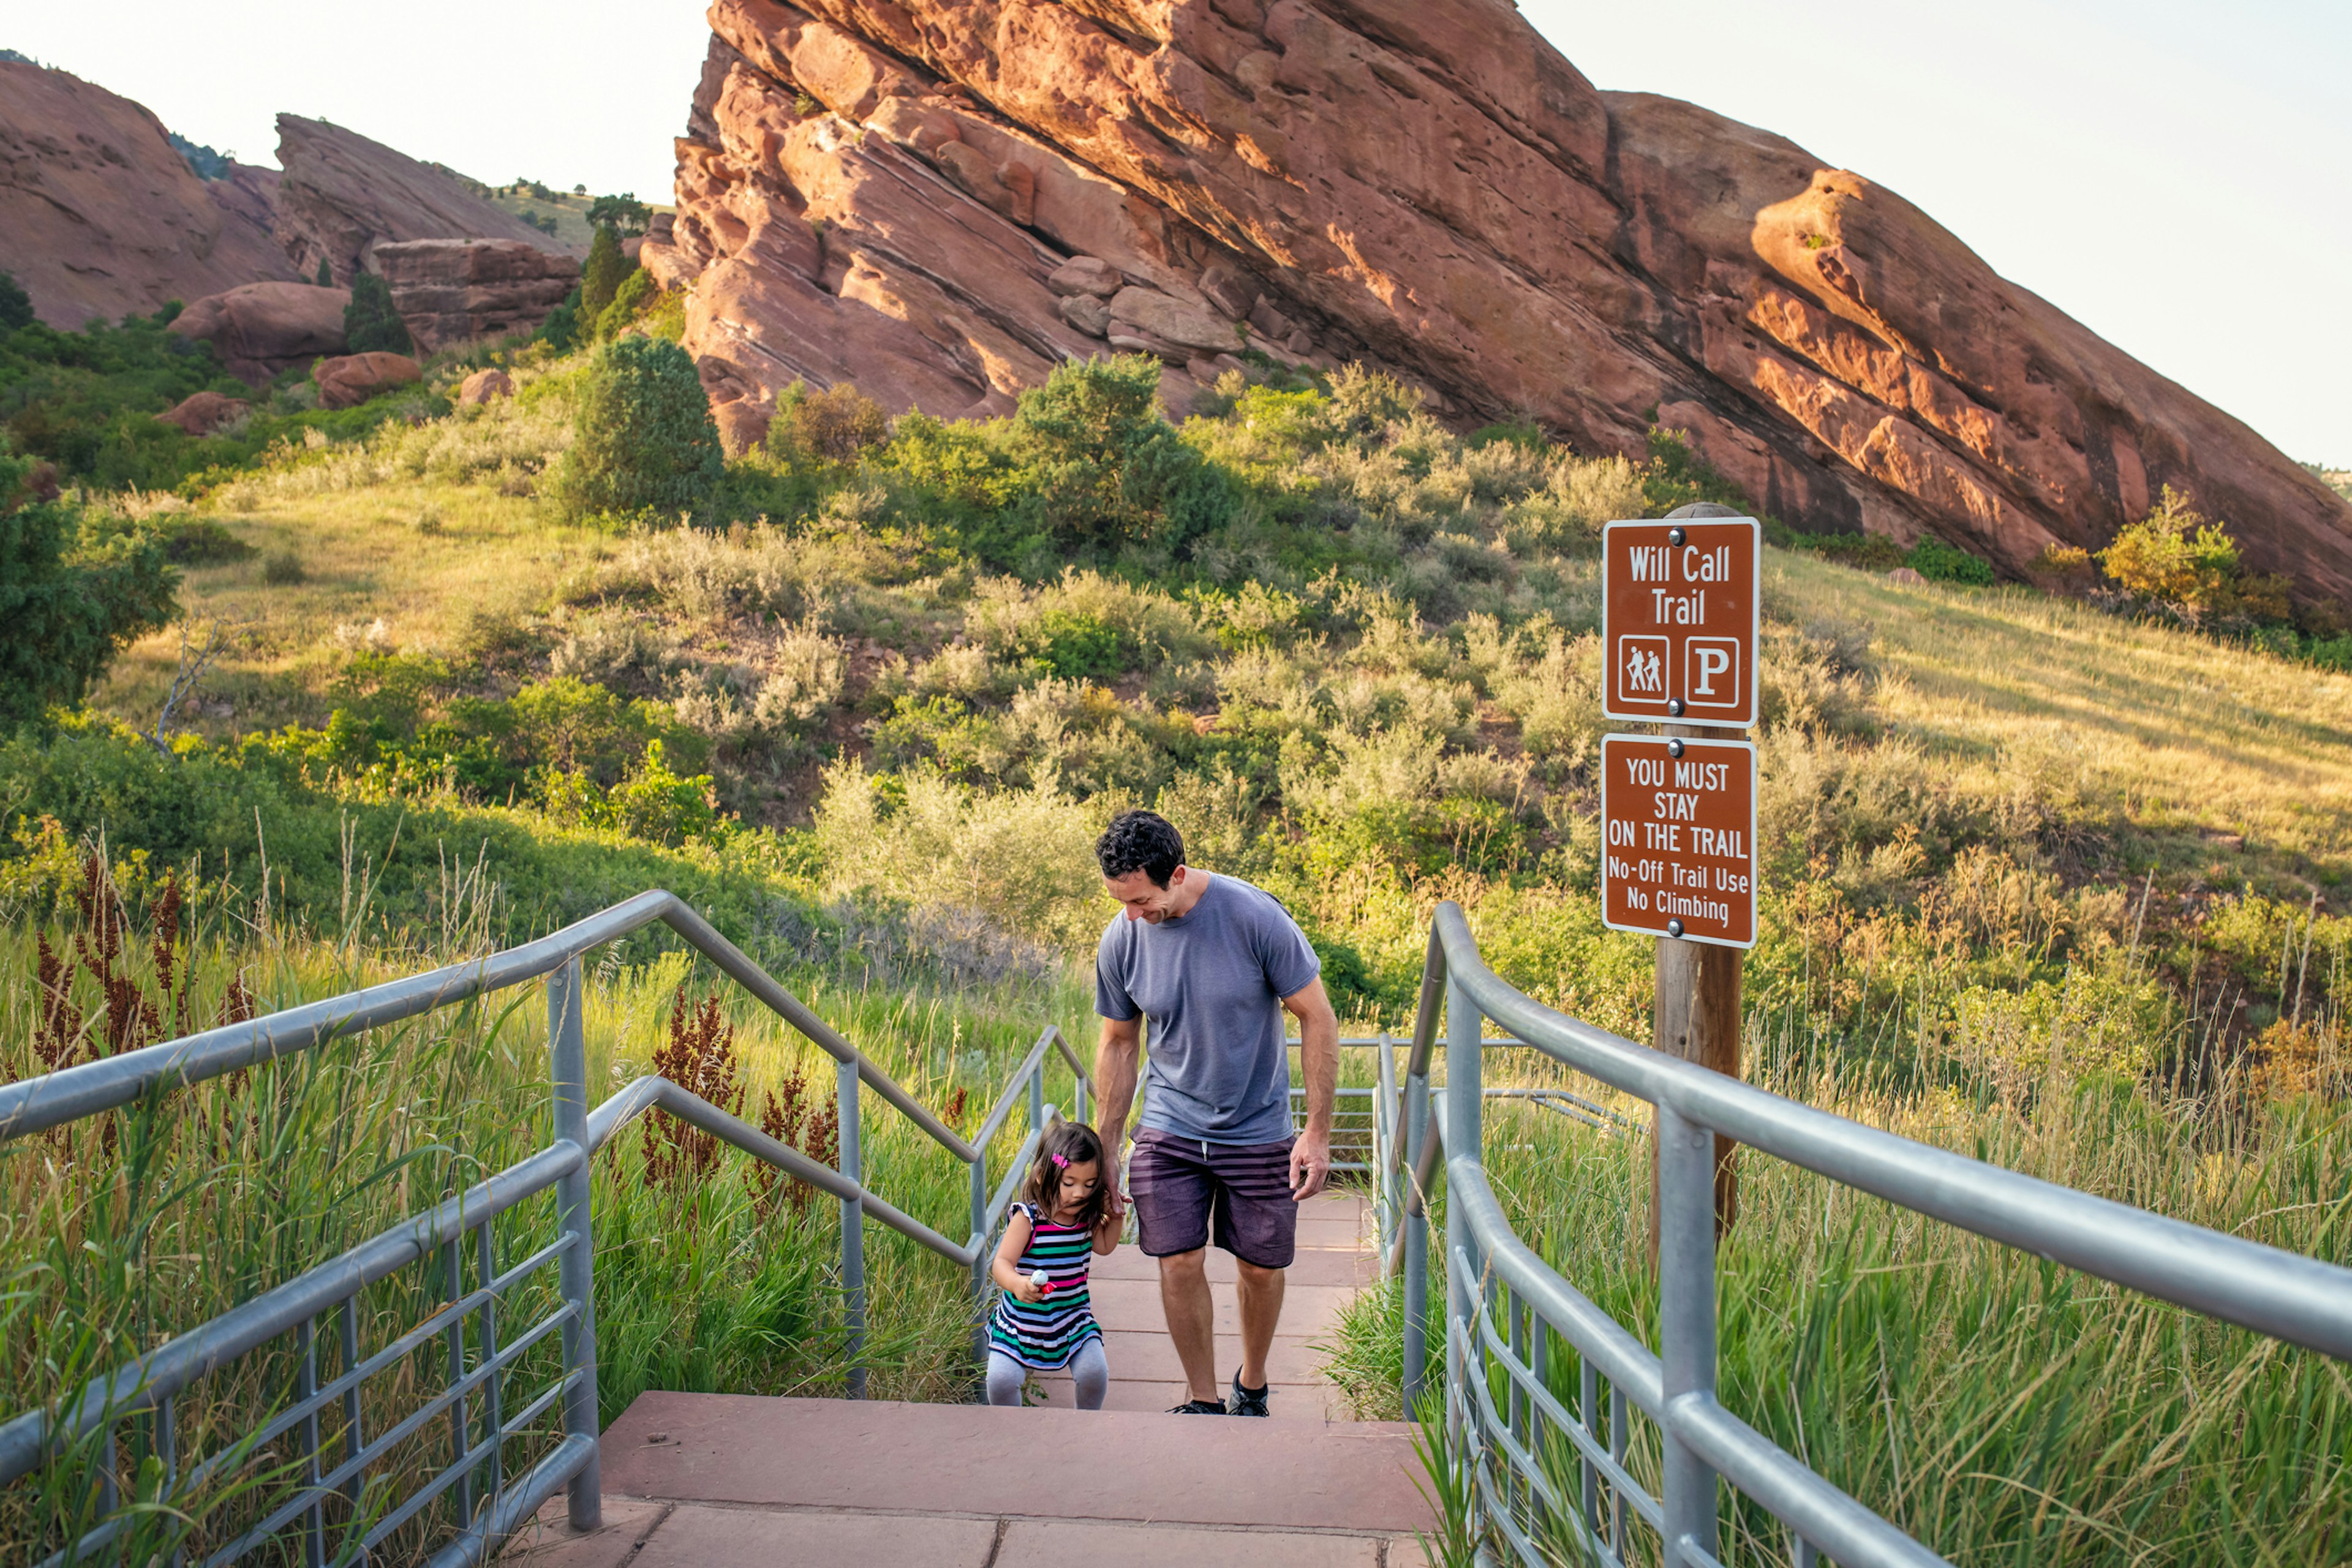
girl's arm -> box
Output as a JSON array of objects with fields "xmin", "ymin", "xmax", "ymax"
[
  {"xmin": 990, "ymin": 1211, "xmax": 1042, "ymax": 1302},
  {"xmin": 1091, "ymin": 1205, "xmax": 1121, "ymax": 1255}
]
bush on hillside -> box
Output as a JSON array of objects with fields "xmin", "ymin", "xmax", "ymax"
[
  {"xmin": 342, "ymin": 272, "xmax": 412, "ymax": 356},
  {"xmin": 537, "ymin": 286, "xmax": 583, "ymax": 353},
  {"xmin": 552, "ymin": 336, "xmax": 722, "ymax": 522},
  {"xmin": 0, "ymin": 271, "xmax": 32, "ymax": 331},
  {"xmin": 1905, "ymin": 533, "xmax": 1997, "ymax": 585},
  {"xmin": 771, "ymin": 382, "xmax": 889, "ymax": 465},
  {"xmin": 314, "ymin": 257, "xmax": 332, "ymax": 287},
  {"xmin": 2098, "ymin": 485, "xmax": 2291, "ymax": 622},
  {"xmin": 594, "ymin": 269, "xmax": 658, "ymax": 342},
  {"xmin": 1002, "ymin": 354, "xmax": 1230, "ymax": 565},
  {"xmin": 0, "ymin": 451, "xmax": 179, "ymax": 729},
  {"xmin": 580, "ymin": 224, "xmax": 631, "ymax": 325}
]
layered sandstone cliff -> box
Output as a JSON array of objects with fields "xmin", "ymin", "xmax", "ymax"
[
  {"xmin": 272, "ymin": 115, "xmax": 584, "ymax": 286},
  {"xmin": 649, "ymin": 0, "xmax": 2352, "ymax": 601},
  {"xmin": 0, "ymin": 60, "xmax": 296, "ymax": 325}
]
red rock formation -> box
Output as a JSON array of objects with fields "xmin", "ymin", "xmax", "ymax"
[
  {"xmin": 314, "ymin": 352, "xmax": 422, "ymax": 410},
  {"xmin": 272, "ymin": 116, "xmax": 582, "ymax": 287},
  {"xmin": 155, "ymin": 391, "xmax": 251, "ymax": 435},
  {"xmin": 372, "ymin": 239, "xmax": 581, "ymax": 351},
  {"xmin": 652, "ymin": 0, "xmax": 2352, "ymax": 601},
  {"xmin": 0, "ymin": 61, "xmax": 297, "ymax": 325},
  {"xmin": 168, "ymin": 281, "xmax": 350, "ymax": 384}
]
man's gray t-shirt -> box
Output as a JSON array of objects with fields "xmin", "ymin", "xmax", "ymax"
[{"xmin": 1095, "ymin": 873, "xmax": 1322, "ymax": 1146}]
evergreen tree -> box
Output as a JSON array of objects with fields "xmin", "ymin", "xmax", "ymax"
[
  {"xmin": 579, "ymin": 224, "xmax": 630, "ymax": 326},
  {"xmin": 0, "ymin": 452, "xmax": 179, "ymax": 729},
  {"xmin": 0, "ymin": 270, "xmax": 31, "ymax": 331},
  {"xmin": 342, "ymin": 271, "xmax": 412, "ymax": 355},
  {"xmin": 552, "ymin": 336, "xmax": 722, "ymax": 522},
  {"xmin": 315, "ymin": 257, "xmax": 333, "ymax": 287}
]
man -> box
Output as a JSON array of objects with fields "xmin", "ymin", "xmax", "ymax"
[{"xmin": 1090, "ymin": 809, "xmax": 1341, "ymax": 1417}]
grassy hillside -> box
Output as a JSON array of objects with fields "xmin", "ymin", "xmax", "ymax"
[{"xmin": 4, "ymin": 316, "xmax": 2347, "ymax": 1561}]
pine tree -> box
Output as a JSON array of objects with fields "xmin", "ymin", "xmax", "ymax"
[
  {"xmin": 315, "ymin": 257, "xmax": 333, "ymax": 287},
  {"xmin": 342, "ymin": 271, "xmax": 412, "ymax": 355},
  {"xmin": 579, "ymin": 224, "xmax": 630, "ymax": 326}
]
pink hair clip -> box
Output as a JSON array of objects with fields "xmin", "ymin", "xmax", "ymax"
[{"xmin": 1050, "ymin": 1153, "xmax": 1069, "ymax": 1167}]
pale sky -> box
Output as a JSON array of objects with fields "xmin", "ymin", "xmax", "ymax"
[{"xmin": 7, "ymin": 1, "xmax": 2346, "ymax": 464}]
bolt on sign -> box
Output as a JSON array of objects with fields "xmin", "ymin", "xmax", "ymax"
[
  {"xmin": 1602, "ymin": 516, "xmax": 1760, "ymax": 726},
  {"xmin": 1600, "ymin": 734, "xmax": 1757, "ymax": 948}
]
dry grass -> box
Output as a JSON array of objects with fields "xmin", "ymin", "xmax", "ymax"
[{"xmin": 1787, "ymin": 554, "xmax": 2352, "ymax": 885}]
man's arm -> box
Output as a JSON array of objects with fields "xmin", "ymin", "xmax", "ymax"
[
  {"xmin": 1283, "ymin": 976, "xmax": 1340, "ymax": 1201},
  {"xmin": 1092, "ymin": 1013, "xmax": 1144, "ymax": 1214}
]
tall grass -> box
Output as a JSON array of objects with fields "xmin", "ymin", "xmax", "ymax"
[
  {"xmin": 1337, "ymin": 967, "xmax": 2352, "ymax": 1566},
  {"xmin": 0, "ymin": 859, "xmax": 1088, "ymax": 1564}
]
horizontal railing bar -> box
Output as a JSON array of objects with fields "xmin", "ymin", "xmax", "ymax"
[
  {"xmin": 970, "ymin": 1028, "xmax": 1065, "ymax": 1154},
  {"xmin": 345, "ymin": 1368, "xmax": 579, "ymax": 1561},
  {"xmin": 1446, "ymin": 1163, "xmax": 1665, "ymax": 1414},
  {"xmin": 0, "ymin": 1140, "xmax": 581, "ymax": 1487},
  {"xmin": 204, "ymin": 1311, "xmax": 575, "ymax": 1562},
  {"xmin": 984, "ymin": 1123, "xmax": 1047, "ymax": 1236},
  {"xmin": 1667, "ymin": 1392, "xmax": 1948, "ymax": 1568},
  {"xmin": 420, "ymin": 1431, "xmax": 595, "ymax": 1568},
  {"xmin": 1431, "ymin": 903, "xmax": 2352, "ymax": 1363},
  {"xmin": 1471, "ymin": 1464, "xmax": 1561, "ymax": 1568},
  {"xmin": 589, "ymin": 1076, "xmax": 975, "ymax": 1267},
  {"xmin": 0, "ymin": 889, "xmax": 980, "ymax": 1165},
  {"xmin": 189, "ymin": 1232, "xmax": 571, "ymax": 1487},
  {"xmin": 1468, "ymin": 1300, "xmax": 1660, "ymax": 1531}
]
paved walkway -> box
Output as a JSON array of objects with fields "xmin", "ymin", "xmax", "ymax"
[{"xmin": 505, "ymin": 1192, "xmax": 1431, "ymax": 1565}]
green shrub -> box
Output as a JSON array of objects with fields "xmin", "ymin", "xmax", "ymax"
[
  {"xmin": 552, "ymin": 336, "xmax": 723, "ymax": 523},
  {"xmin": 1000, "ymin": 355, "xmax": 1231, "ymax": 565},
  {"xmin": 0, "ymin": 454, "xmax": 179, "ymax": 729},
  {"xmin": 2098, "ymin": 485, "xmax": 2291, "ymax": 620},
  {"xmin": 1904, "ymin": 533, "xmax": 1996, "ymax": 585},
  {"xmin": 537, "ymin": 287, "xmax": 583, "ymax": 353},
  {"xmin": 0, "ymin": 271, "xmax": 31, "ymax": 332},
  {"xmin": 342, "ymin": 272, "xmax": 412, "ymax": 356},
  {"xmin": 580, "ymin": 224, "xmax": 631, "ymax": 325},
  {"xmin": 315, "ymin": 257, "xmax": 332, "ymax": 287},
  {"xmin": 594, "ymin": 269, "xmax": 658, "ymax": 342},
  {"xmin": 260, "ymin": 549, "xmax": 304, "ymax": 584}
]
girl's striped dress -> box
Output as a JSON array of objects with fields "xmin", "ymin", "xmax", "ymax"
[{"xmin": 986, "ymin": 1202, "xmax": 1102, "ymax": 1370}]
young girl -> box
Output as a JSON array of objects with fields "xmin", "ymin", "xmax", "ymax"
[{"xmin": 985, "ymin": 1119, "xmax": 1121, "ymax": 1408}]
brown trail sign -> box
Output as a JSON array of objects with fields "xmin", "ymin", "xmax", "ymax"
[
  {"xmin": 1600, "ymin": 734, "xmax": 1756, "ymax": 948},
  {"xmin": 1604, "ymin": 516, "xmax": 1760, "ymax": 726},
  {"xmin": 1605, "ymin": 503, "xmax": 1762, "ymax": 1251}
]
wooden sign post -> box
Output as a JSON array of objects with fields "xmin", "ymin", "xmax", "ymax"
[{"xmin": 1603, "ymin": 502, "xmax": 1758, "ymax": 1248}]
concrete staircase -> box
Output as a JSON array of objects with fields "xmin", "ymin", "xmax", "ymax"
[{"xmin": 505, "ymin": 1193, "xmax": 1434, "ymax": 1565}]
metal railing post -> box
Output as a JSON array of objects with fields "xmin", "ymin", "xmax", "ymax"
[
  {"xmin": 837, "ymin": 1056, "xmax": 867, "ymax": 1399},
  {"xmin": 970, "ymin": 1154, "xmax": 990, "ymax": 1365},
  {"xmin": 1028, "ymin": 1060, "xmax": 1046, "ymax": 1140},
  {"xmin": 1444, "ymin": 975, "xmax": 1483, "ymax": 1478},
  {"xmin": 547, "ymin": 957, "xmax": 601, "ymax": 1533},
  {"xmin": 1401, "ymin": 1057, "xmax": 1431, "ymax": 1409},
  {"xmin": 1658, "ymin": 1100, "xmax": 1720, "ymax": 1567}
]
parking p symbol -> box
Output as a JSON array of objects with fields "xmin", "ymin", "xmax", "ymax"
[{"xmin": 1686, "ymin": 639, "xmax": 1740, "ymax": 710}]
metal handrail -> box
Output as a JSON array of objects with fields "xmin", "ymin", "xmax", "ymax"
[
  {"xmin": 1387, "ymin": 900, "xmax": 2352, "ymax": 1568},
  {"xmin": 1, "ymin": 889, "xmax": 1090, "ymax": 1568}
]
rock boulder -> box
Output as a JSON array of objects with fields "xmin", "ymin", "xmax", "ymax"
[
  {"xmin": 649, "ymin": 0, "xmax": 2352, "ymax": 604},
  {"xmin": 314, "ymin": 351, "xmax": 421, "ymax": 410},
  {"xmin": 169, "ymin": 281, "xmax": 350, "ymax": 385},
  {"xmin": 273, "ymin": 116, "xmax": 581, "ymax": 286},
  {"xmin": 459, "ymin": 368, "xmax": 515, "ymax": 405},
  {"xmin": 372, "ymin": 239, "xmax": 581, "ymax": 351},
  {"xmin": 155, "ymin": 391, "xmax": 252, "ymax": 435}
]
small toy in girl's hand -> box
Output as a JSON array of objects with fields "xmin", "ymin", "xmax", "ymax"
[{"xmin": 1030, "ymin": 1267, "xmax": 1052, "ymax": 1297}]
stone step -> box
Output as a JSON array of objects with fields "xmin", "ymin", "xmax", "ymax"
[{"xmin": 500, "ymin": 1394, "xmax": 1435, "ymax": 1566}]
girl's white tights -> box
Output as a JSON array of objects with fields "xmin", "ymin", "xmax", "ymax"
[{"xmin": 987, "ymin": 1341, "xmax": 1108, "ymax": 1409}]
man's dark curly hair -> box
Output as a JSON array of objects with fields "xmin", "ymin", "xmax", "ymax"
[{"xmin": 1096, "ymin": 809, "xmax": 1185, "ymax": 888}]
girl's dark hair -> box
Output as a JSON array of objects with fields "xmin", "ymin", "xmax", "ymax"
[{"xmin": 1020, "ymin": 1119, "xmax": 1110, "ymax": 1230}]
